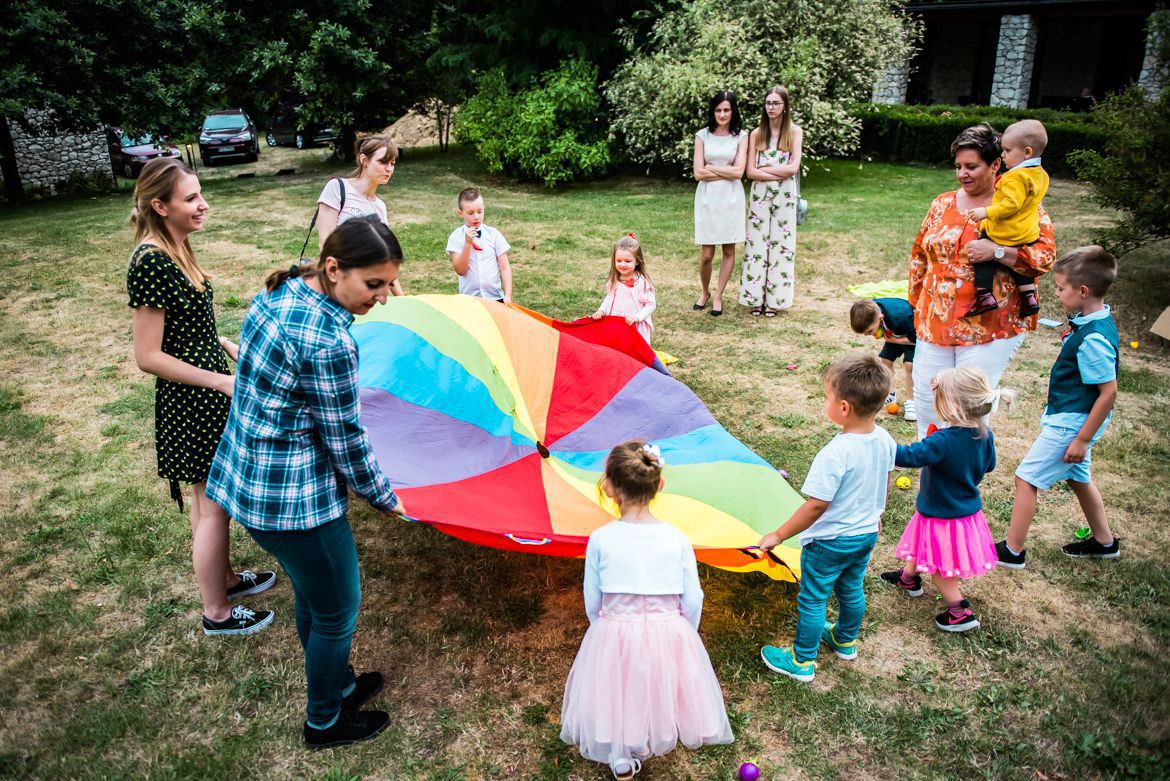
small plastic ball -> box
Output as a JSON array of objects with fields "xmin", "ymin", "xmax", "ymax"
[
  {"xmin": 886, "ymin": 402, "xmax": 900, "ymax": 414},
  {"xmin": 1130, "ymin": 341, "xmax": 1140, "ymax": 349},
  {"xmin": 786, "ymin": 363, "xmax": 798, "ymax": 371},
  {"xmin": 896, "ymin": 476, "xmax": 912, "ymax": 490},
  {"xmin": 738, "ymin": 762, "xmax": 761, "ymax": 781}
]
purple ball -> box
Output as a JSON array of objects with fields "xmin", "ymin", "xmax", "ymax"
[
  {"xmin": 778, "ymin": 469, "xmax": 789, "ymax": 480},
  {"xmin": 739, "ymin": 762, "xmax": 760, "ymax": 781}
]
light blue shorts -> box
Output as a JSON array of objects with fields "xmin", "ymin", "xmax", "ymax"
[{"xmin": 1015, "ymin": 424, "xmax": 1096, "ymax": 489}]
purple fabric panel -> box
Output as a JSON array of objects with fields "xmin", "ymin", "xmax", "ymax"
[
  {"xmin": 552, "ymin": 369, "xmax": 716, "ymax": 453},
  {"xmin": 360, "ymin": 387, "xmax": 534, "ymax": 488}
]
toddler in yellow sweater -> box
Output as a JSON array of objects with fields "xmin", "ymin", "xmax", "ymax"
[{"xmin": 962, "ymin": 119, "xmax": 1049, "ymax": 319}]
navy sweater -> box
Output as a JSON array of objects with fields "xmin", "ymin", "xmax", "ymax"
[{"xmin": 895, "ymin": 426, "xmax": 996, "ymax": 518}]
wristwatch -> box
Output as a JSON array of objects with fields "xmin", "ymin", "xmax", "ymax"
[{"xmin": 993, "ymin": 245, "xmax": 1006, "ymax": 260}]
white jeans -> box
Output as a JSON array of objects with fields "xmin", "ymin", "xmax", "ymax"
[{"xmin": 911, "ymin": 334, "xmax": 1026, "ymax": 439}]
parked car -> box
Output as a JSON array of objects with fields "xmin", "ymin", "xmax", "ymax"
[
  {"xmin": 106, "ymin": 129, "xmax": 182, "ymax": 178},
  {"xmin": 265, "ymin": 110, "xmax": 338, "ymax": 149},
  {"xmin": 197, "ymin": 109, "xmax": 259, "ymax": 167}
]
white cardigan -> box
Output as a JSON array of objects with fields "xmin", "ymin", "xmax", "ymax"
[{"xmin": 582, "ymin": 519, "xmax": 704, "ymax": 629}]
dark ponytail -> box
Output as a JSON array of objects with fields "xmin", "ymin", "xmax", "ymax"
[{"xmin": 266, "ymin": 216, "xmax": 403, "ymax": 292}]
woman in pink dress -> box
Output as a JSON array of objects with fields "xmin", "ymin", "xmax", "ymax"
[{"xmin": 560, "ymin": 441, "xmax": 734, "ymax": 780}]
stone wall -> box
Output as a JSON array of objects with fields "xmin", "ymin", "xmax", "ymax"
[
  {"xmin": 871, "ymin": 64, "xmax": 909, "ymax": 105},
  {"xmin": 1139, "ymin": 11, "xmax": 1166, "ymax": 98},
  {"xmin": 990, "ymin": 15, "xmax": 1038, "ymax": 108},
  {"xmin": 4, "ymin": 109, "xmax": 113, "ymax": 196}
]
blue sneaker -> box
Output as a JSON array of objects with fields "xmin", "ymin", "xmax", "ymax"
[
  {"xmin": 761, "ymin": 645, "xmax": 815, "ymax": 682},
  {"xmin": 821, "ymin": 622, "xmax": 858, "ymax": 660}
]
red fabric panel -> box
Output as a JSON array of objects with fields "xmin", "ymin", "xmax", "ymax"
[
  {"xmin": 543, "ymin": 329, "xmax": 644, "ymax": 445},
  {"xmin": 396, "ymin": 454, "xmax": 552, "ymax": 534},
  {"xmin": 552, "ymin": 316, "xmax": 657, "ymax": 368}
]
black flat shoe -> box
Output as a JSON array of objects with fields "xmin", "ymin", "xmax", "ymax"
[
  {"xmin": 710, "ymin": 305, "xmax": 723, "ymax": 317},
  {"xmin": 693, "ymin": 296, "xmax": 709, "ymax": 310}
]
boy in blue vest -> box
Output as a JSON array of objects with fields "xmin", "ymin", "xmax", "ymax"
[{"xmin": 996, "ymin": 246, "xmax": 1119, "ymax": 568}]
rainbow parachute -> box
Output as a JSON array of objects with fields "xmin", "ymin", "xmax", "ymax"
[{"xmin": 352, "ymin": 295, "xmax": 803, "ymax": 581}]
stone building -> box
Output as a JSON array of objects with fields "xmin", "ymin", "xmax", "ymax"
[
  {"xmin": 873, "ymin": 0, "xmax": 1160, "ymax": 109},
  {"xmin": 0, "ymin": 109, "xmax": 113, "ymax": 200}
]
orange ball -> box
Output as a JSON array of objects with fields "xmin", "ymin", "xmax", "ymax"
[{"xmin": 886, "ymin": 402, "xmax": 900, "ymax": 414}]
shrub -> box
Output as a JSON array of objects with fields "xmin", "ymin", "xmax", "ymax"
[
  {"xmin": 1067, "ymin": 11, "xmax": 1170, "ymax": 255},
  {"xmin": 604, "ymin": 0, "xmax": 917, "ymax": 172},
  {"xmin": 455, "ymin": 59, "xmax": 613, "ymax": 187},
  {"xmin": 856, "ymin": 103, "xmax": 1105, "ymax": 179}
]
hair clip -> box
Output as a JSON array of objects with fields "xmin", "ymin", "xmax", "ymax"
[
  {"xmin": 984, "ymin": 389, "xmax": 1002, "ymax": 414},
  {"xmin": 641, "ymin": 442, "xmax": 666, "ymax": 468},
  {"xmin": 627, "ymin": 232, "xmax": 636, "ymax": 238}
]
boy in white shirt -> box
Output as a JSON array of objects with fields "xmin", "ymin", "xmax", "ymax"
[
  {"xmin": 758, "ymin": 353, "xmax": 897, "ymax": 682},
  {"xmin": 446, "ymin": 187, "xmax": 513, "ymax": 302}
]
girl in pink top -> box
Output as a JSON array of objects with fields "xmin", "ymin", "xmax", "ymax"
[{"xmin": 592, "ymin": 233, "xmax": 657, "ymax": 345}]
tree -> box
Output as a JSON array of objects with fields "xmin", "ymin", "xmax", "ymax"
[
  {"xmin": 604, "ymin": 0, "xmax": 918, "ymax": 171},
  {"xmin": 0, "ymin": 1, "xmax": 435, "ymax": 166},
  {"xmin": 1069, "ymin": 10, "xmax": 1170, "ymax": 256},
  {"xmin": 427, "ymin": 0, "xmax": 656, "ymax": 87},
  {"xmin": 455, "ymin": 59, "xmax": 613, "ymax": 186}
]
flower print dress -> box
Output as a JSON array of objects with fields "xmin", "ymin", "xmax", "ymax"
[{"xmin": 739, "ymin": 146, "xmax": 797, "ymax": 311}]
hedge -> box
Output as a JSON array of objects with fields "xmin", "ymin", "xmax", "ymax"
[{"xmin": 855, "ymin": 103, "xmax": 1107, "ymax": 178}]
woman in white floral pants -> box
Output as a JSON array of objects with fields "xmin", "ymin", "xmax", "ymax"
[{"xmin": 739, "ymin": 85, "xmax": 802, "ymax": 316}]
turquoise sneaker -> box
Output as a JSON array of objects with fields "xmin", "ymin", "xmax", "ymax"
[
  {"xmin": 761, "ymin": 645, "xmax": 815, "ymax": 682},
  {"xmin": 821, "ymin": 622, "xmax": 858, "ymax": 660}
]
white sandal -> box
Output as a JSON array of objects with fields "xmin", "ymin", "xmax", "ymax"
[{"xmin": 610, "ymin": 758, "xmax": 642, "ymax": 780}]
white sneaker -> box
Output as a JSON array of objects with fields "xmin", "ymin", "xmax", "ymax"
[
  {"xmin": 885, "ymin": 391, "xmax": 897, "ymax": 406},
  {"xmin": 903, "ymin": 400, "xmax": 917, "ymax": 421}
]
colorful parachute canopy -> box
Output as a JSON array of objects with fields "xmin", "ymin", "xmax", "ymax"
[{"xmin": 352, "ymin": 295, "xmax": 804, "ymax": 581}]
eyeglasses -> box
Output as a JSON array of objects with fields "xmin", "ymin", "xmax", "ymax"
[{"xmin": 765, "ymin": 101, "xmax": 784, "ymax": 107}]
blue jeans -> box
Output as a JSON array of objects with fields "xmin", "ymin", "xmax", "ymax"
[
  {"xmin": 794, "ymin": 533, "xmax": 878, "ymax": 662},
  {"xmin": 248, "ymin": 517, "xmax": 361, "ymax": 728}
]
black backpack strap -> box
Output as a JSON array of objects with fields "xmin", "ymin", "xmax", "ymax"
[{"xmin": 299, "ymin": 177, "xmax": 347, "ymax": 260}]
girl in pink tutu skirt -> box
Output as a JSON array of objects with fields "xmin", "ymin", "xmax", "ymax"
[
  {"xmin": 560, "ymin": 440, "xmax": 734, "ymax": 780},
  {"xmin": 879, "ymin": 367, "xmax": 1013, "ymax": 633}
]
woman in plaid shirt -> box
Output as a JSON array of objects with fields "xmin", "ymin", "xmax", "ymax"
[{"xmin": 208, "ymin": 216, "xmax": 402, "ymax": 749}]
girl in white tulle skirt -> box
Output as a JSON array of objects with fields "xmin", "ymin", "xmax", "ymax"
[{"xmin": 560, "ymin": 441, "xmax": 734, "ymax": 780}]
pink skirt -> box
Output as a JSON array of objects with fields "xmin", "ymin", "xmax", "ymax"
[
  {"xmin": 560, "ymin": 594, "xmax": 734, "ymax": 764},
  {"xmin": 895, "ymin": 510, "xmax": 998, "ymax": 579}
]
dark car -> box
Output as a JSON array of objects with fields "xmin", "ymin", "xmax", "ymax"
[
  {"xmin": 107, "ymin": 129, "xmax": 183, "ymax": 178},
  {"xmin": 265, "ymin": 110, "xmax": 338, "ymax": 149},
  {"xmin": 198, "ymin": 109, "xmax": 260, "ymax": 167}
]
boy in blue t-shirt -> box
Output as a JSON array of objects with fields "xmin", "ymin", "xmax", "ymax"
[
  {"xmin": 997, "ymin": 246, "xmax": 1120, "ymax": 569},
  {"xmin": 758, "ymin": 353, "xmax": 897, "ymax": 682},
  {"xmin": 850, "ymin": 297, "xmax": 917, "ymax": 421}
]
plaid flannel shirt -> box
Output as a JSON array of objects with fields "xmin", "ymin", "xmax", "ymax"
[{"xmin": 207, "ymin": 277, "xmax": 397, "ymax": 531}]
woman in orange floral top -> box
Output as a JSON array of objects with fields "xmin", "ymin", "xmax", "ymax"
[{"xmin": 908, "ymin": 124, "xmax": 1057, "ymax": 438}]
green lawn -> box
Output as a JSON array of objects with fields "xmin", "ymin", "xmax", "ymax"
[{"xmin": 1, "ymin": 146, "xmax": 1168, "ymax": 780}]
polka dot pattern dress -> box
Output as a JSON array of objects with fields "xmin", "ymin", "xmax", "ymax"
[{"xmin": 126, "ymin": 244, "xmax": 231, "ymax": 499}]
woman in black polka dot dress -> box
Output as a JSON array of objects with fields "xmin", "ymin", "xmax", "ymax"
[{"xmin": 127, "ymin": 157, "xmax": 275, "ymax": 636}]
